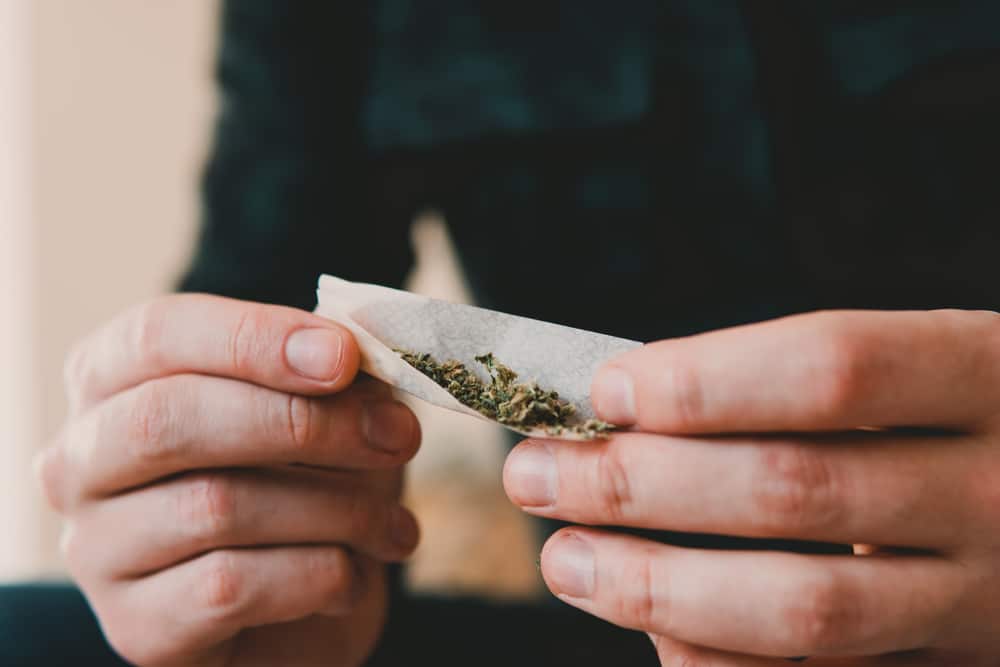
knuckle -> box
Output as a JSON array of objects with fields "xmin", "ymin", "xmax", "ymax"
[
  {"xmin": 344, "ymin": 493, "xmax": 377, "ymax": 542},
  {"xmin": 596, "ymin": 443, "xmax": 635, "ymax": 523},
  {"xmin": 181, "ymin": 475, "xmax": 238, "ymax": 542},
  {"xmin": 227, "ymin": 308, "xmax": 263, "ymax": 376},
  {"xmin": 810, "ymin": 322, "xmax": 874, "ymax": 420},
  {"xmin": 661, "ymin": 359, "xmax": 705, "ymax": 431},
  {"xmin": 132, "ymin": 297, "xmax": 172, "ymax": 371},
  {"xmin": 284, "ymin": 393, "xmax": 317, "ymax": 450},
  {"xmin": 753, "ymin": 445, "xmax": 840, "ymax": 534},
  {"xmin": 308, "ymin": 549, "xmax": 354, "ymax": 607},
  {"xmin": 126, "ymin": 381, "xmax": 177, "ymax": 463},
  {"xmin": 782, "ymin": 572, "xmax": 857, "ymax": 652},
  {"xmin": 200, "ymin": 551, "xmax": 246, "ymax": 619},
  {"xmin": 617, "ymin": 553, "xmax": 659, "ymax": 632}
]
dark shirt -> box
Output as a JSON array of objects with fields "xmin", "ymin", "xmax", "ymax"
[
  {"xmin": 182, "ymin": 1, "xmax": 1000, "ymax": 336},
  {"xmin": 8, "ymin": 4, "xmax": 1000, "ymax": 667},
  {"xmin": 172, "ymin": 1, "xmax": 1000, "ymax": 664}
]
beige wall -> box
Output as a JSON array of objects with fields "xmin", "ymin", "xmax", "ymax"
[
  {"xmin": 33, "ymin": 0, "xmax": 220, "ymax": 440},
  {"xmin": 1, "ymin": 0, "xmax": 41, "ymax": 579},
  {"xmin": 1, "ymin": 0, "xmax": 220, "ymax": 580}
]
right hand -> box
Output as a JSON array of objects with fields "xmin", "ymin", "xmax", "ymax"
[{"xmin": 35, "ymin": 294, "xmax": 422, "ymax": 667}]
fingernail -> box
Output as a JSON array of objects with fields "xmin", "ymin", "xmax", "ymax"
[
  {"xmin": 390, "ymin": 506, "xmax": 419, "ymax": 551},
  {"xmin": 592, "ymin": 367, "xmax": 636, "ymax": 425},
  {"xmin": 363, "ymin": 401, "xmax": 415, "ymax": 453},
  {"xmin": 285, "ymin": 328, "xmax": 344, "ymax": 381},
  {"xmin": 505, "ymin": 442, "xmax": 557, "ymax": 507},
  {"xmin": 546, "ymin": 533, "xmax": 595, "ymax": 599}
]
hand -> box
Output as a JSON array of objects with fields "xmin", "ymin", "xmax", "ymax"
[
  {"xmin": 504, "ymin": 310, "xmax": 1000, "ymax": 666},
  {"xmin": 36, "ymin": 295, "xmax": 422, "ymax": 667}
]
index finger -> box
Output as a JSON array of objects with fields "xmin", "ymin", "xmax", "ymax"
[
  {"xmin": 66, "ymin": 294, "xmax": 360, "ymax": 412},
  {"xmin": 591, "ymin": 309, "xmax": 1000, "ymax": 434}
]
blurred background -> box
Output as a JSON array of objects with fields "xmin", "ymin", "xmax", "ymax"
[{"xmin": 0, "ymin": 0, "xmax": 540, "ymax": 599}]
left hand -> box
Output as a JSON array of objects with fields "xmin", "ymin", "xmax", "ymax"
[{"xmin": 503, "ymin": 310, "xmax": 1000, "ymax": 666}]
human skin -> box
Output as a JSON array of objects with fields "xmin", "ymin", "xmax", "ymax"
[
  {"xmin": 36, "ymin": 294, "xmax": 422, "ymax": 667},
  {"xmin": 504, "ymin": 309, "xmax": 1000, "ymax": 666}
]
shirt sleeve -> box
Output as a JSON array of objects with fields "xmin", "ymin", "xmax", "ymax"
[{"xmin": 178, "ymin": 0, "xmax": 414, "ymax": 311}]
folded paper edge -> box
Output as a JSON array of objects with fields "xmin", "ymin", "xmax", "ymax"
[{"xmin": 315, "ymin": 275, "xmax": 601, "ymax": 441}]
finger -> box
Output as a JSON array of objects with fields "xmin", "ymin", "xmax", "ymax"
[
  {"xmin": 65, "ymin": 294, "xmax": 360, "ymax": 413},
  {"xmin": 46, "ymin": 375, "xmax": 419, "ymax": 506},
  {"xmin": 540, "ymin": 528, "xmax": 964, "ymax": 658},
  {"xmin": 95, "ymin": 546, "xmax": 363, "ymax": 667},
  {"xmin": 803, "ymin": 652, "xmax": 965, "ymax": 666},
  {"xmin": 650, "ymin": 635, "xmax": 945, "ymax": 666},
  {"xmin": 650, "ymin": 634, "xmax": 796, "ymax": 666},
  {"xmin": 591, "ymin": 309, "xmax": 1000, "ymax": 434},
  {"xmin": 504, "ymin": 431, "xmax": 976, "ymax": 548},
  {"xmin": 67, "ymin": 469, "xmax": 419, "ymax": 578},
  {"xmin": 223, "ymin": 557, "xmax": 388, "ymax": 667}
]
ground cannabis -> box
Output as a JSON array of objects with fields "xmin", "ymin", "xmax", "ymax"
[{"xmin": 397, "ymin": 350, "xmax": 615, "ymax": 439}]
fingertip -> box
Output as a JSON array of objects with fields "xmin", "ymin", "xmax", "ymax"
[
  {"xmin": 399, "ymin": 402, "xmax": 423, "ymax": 461},
  {"xmin": 388, "ymin": 506, "xmax": 421, "ymax": 558},
  {"xmin": 318, "ymin": 550, "xmax": 368, "ymax": 617},
  {"xmin": 591, "ymin": 365, "xmax": 637, "ymax": 425},
  {"xmin": 540, "ymin": 528, "xmax": 595, "ymax": 600},
  {"xmin": 332, "ymin": 325, "xmax": 362, "ymax": 389},
  {"xmin": 503, "ymin": 440, "xmax": 557, "ymax": 508},
  {"xmin": 283, "ymin": 323, "xmax": 360, "ymax": 391},
  {"xmin": 361, "ymin": 400, "xmax": 422, "ymax": 460},
  {"xmin": 539, "ymin": 527, "xmax": 565, "ymax": 568}
]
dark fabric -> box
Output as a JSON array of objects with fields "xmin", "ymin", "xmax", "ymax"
[
  {"xmin": 0, "ymin": 582, "xmax": 655, "ymax": 667},
  {"xmin": 182, "ymin": 0, "xmax": 1000, "ymax": 330},
  {"xmin": 0, "ymin": 583, "xmax": 656, "ymax": 667},
  {"xmin": 0, "ymin": 583, "xmax": 129, "ymax": 666},
  {"xmin": 369, "ymin": 594, "xmax": 657, "ymax": 666},
  {"xmin": 180, "ymin": 3, "xmax": 415, "ymax": 310}
]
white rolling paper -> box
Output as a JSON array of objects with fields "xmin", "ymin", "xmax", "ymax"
[{"xmin": 315, "ymin": 275, "xmax": 643, "ymax": 440}]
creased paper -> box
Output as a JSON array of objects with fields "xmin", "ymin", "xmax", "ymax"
[{"xmin": 315, "ymin": 275, "xmax": 643, "ymax": 440}]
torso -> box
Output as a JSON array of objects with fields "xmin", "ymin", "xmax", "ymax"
[{"xmin": 364, "ymin": 1, "xmax": 1000, "ymax": 339}]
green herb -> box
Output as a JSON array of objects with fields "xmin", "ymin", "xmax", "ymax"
[{"xmin": 396, "ymin": 350, "xmax": 615, "ymax": 439}]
